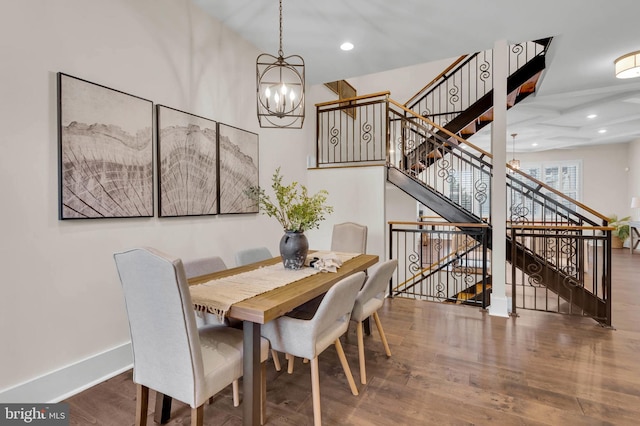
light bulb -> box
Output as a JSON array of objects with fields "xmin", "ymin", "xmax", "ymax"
[
  {"xmin": 265, "ymin": 87, "xmax": 271, "ymax": 98},
  {"xmin": 274, "ymin": 92, "xmax": 280, "ymax": 105},
  {"xmin": 280, "ymin": 83, "xmax": 287, "ymax": 95},
  {"xmin": 289, "ymin": 91, "xmax": 296, "ymax": 102}
]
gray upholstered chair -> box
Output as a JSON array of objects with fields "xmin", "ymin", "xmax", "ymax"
[
  {"xmin": 183, "ymin": 255, "xmax": 227, "ymax": 279},
  {"xmin": 330, "ymin": 222, "xmax": 368, "ymax": 253},
  {"xmin": 234, "ymin": 246, "xmax": 283, "ymax": 372},
  {"xmin": 183, "ymin": 255, "xmax": 242, "ymax": 407},
  {"xmin": 114, "ymin": 247, "xmax": 269, "ymax": 426},
  {"xmin": 351, "ymin": 259, "xmax": 397, "ymax": 385},
  {"xmin": 261, "ymin": 272, "xmax": 366, "ymax": 426},
  {"xmin": 183, "ymin": 256, "xmax": 228, "ymax": 328},
  {"xmin": 235, "ymin": 246, "xmax": 273, "ymax": 267}
]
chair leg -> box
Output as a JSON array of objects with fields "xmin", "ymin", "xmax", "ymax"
[
  {"xmin": 334, "ymin": 339, "xmax": 359, "ymax": 396},
  {"xmin": 191, "ymin": 405, "xmax": 204, "ymax": 426},
  {"xmin": 356, "ymin": 321, "xmax": 367, "ymax": 384},
  {"xmin": 271, "ymin": 349, "xmax": 282, "ymax": 371},
  {"xmin": 286, "ymin": 353, "xmax": 295, "ymax": 374},
  {"xmin": 310, "ymin": 356, "xmax": 322, "ymax": 426},
  {"xmin": 373, "ymin": 311, "xmax": 392, "ymax": 357},
  {"xmin": 135, "ymin": 384, "xmax": 149, "ymax": 426},
  {"xmin": 261, "ymin": 362, "xmax": 267, "ymax": 425},
  {"xmin": 233, "ymin": 379, "xmax": 240, "ymax": 407}
]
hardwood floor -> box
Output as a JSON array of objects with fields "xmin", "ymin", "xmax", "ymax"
[{"xmin": 66, "ymin": 250, "xmax": 640, "ymax": 425}]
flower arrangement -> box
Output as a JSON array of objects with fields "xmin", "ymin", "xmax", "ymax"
[{"xmin": 246, "ymin": 167, "xmax": 333, "ymax": 232}]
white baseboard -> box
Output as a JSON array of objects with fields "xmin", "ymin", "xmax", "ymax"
[{"xmin": 0, "ymin": 342, "xmax": 133, "ymax": 403}]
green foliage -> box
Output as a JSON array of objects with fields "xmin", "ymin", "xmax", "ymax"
[
  {"xmin": 608, "ymin": 214, "xmax": 631, "ymax": 241},
  {"xmin": 246, "ymin": 167, "xmax": 334, "ymax": 232}
]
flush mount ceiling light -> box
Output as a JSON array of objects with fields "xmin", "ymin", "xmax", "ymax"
[
  {"xmin": 256, "ymin": 0, "xmax": 305, "ymax": 128},
  {"xmin": 615, "ymin": 50, "xmax": 640, "ymax": 79}
]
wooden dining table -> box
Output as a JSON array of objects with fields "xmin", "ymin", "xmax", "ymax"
[{"xmin": 157, "ymin": 252, "xmax": 378, "ymax": 426}]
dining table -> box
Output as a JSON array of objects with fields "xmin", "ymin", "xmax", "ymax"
[{"xmin": 157, "ymin": 251, "xmax": 378, "ymax": 426}]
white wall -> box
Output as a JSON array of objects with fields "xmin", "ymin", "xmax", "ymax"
[
  {"xmin": 0, "ymin": 0, "xmax": 310, "ymax": 398},
  {"xmin": 305, "ymin": 167, "xmax": 386, "ymax": 260},
  {"xmin": 346, "ymin": 56, "xmax": 459, "ymax": 105}
]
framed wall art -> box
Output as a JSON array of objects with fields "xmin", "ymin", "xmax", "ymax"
[
  {"xmin": 218, "ymin": 123, "xmax": 259, "ymax": 214},
  {"xmin": 156, "ymin": 105, "xmax": 218, "ymax": 217},
  {"xmin": 57, "ymin": 73, "xmax": 154, "ymax": 219}
]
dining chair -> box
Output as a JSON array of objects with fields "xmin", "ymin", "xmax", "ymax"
[
  {"xmin": 283, "ymin": 222, "xmax": 367, "ymax": 374},
  {"xmin": 114, "ymin": 247, "xmax": 270, "ymax": 426},
  {"xmin": 183, "ymin": 255, "xmax": 243, "ymax": 407},
  {"xmin": 234, "ymin": 246, "xmax": 283, "ymax": 372},
  {"xmin": 351, "ymin": 259, "xmax": 397, "ymax": 385},
  {"xmin": 184, "ymin": 256, "xmax": 228, "ymax": 327},
  {"xmin": 261, "ymin": 271, "xmax": 366, "ymax": 426},
  {"xmin": 330, "ymin": 222, "xmax": 368, "ymax": 253},
  {"xmin": 235, "ymin": 246, "xmax": 273, "ymax": 267}
]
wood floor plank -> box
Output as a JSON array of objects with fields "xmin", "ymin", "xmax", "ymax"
[{"xmin": 65, "ymin": 251, "xmax": 640, "ymax": 425}]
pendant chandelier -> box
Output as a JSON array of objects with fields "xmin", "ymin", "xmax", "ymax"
[
  {"xmin": 256, "ymin": 0, "xmax": 305, "ymax": 128},
  {"xmin": 508, "ymin": 133, "xmax": 520, "ymax": 170}
]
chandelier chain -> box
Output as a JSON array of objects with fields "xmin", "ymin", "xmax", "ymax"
[{"xmin": 278, "ymin": 0, "xmax": 284, "ymax": 57}]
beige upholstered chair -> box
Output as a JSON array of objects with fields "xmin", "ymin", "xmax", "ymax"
[
  {"xmin": 261, "ymin": 272, "xmax": 366, "ymax": 426},
  {"xmin": 351, "ymin": 259, "xmax": 397, "ymax": 384},
  {"xmin": 114, "ymin": 247, "xmax": 269, "ymax": 426},
  {"xmin": 235, "ymin": 246, "xmax": 272, "ymax": 267},
  {"xmin": 331, "ymin": 222, "xmax": 368, "ymax": 253}
]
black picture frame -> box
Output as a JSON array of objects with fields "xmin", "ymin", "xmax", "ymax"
[
  {"xmin": 156, "ymin": 105, "xmax": 219, "ymax": 217},
  {"xmin": 57, "ymin": 73, "xmax": 154, "ymax": 219},
  {"xmin": 218, "ymin": 123, "xmax": 259, "ymax": 214}
]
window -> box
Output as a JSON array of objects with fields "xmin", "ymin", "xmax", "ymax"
[{"xmin": 515, "ymin": 160, "xmax": 582, "ymax": 220}]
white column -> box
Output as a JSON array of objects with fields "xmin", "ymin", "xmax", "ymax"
[{"xmin": 488, "ymin": 40, "xmax": 510, "ymax": 317}]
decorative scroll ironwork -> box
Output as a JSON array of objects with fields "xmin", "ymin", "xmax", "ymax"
[{"xmin": 389, "ymin": 222, "xmax": 490, "ymax": 308}]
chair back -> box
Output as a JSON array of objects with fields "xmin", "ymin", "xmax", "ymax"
[
  {"xmin": 114, "ymin": 247, "xmax": 204, "ymax": 406},
  {"xmin": 331, "ymin": 222, "xmax": 368, "ymax": 253},
  {"xmin": 310, "ymin": 272, "xmax": 366, "ymax": 345},
  {"xmin": 235, "ymin": 246, "xmax": 272, "ymax": 266},
  {"xmin": 183, "ymin": 256, "xmax": 227, "ymax": 279},
  {"xmin": 352, "ymin": 259, "xmax": 398, "ymax": 322}
]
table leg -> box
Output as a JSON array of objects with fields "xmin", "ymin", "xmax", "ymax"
[
  {"xmin": 154, "ymin": 392, "xmax": 172, "ymax": 424},
  {"xmin": 631, "ymin": 226, "xmax": 640, "ymax": 254},
  {"xmin": 243, "ymin": 321, "xmax": 261, "ymax": 426}
]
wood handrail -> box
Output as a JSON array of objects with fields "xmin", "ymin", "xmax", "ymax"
[
  {"xmin": 390, "ymin": 221, "xmax": 489, "ymax": 228},
  {"xmin": 387, "ymin": 97, "xmax": 610, "ymax": 223},
  {"xmin": 315, "ymin": 91, "xmax": 390, "ymax": 108},
  {"xmin": 508, "ymin": 224, "xmax": 614, "ymax": 231},
  {"xmin": 404, "ymin": 55, "xmax": 468, "ymax": 107},
  {"xmin": 388, "ymin": 98, "xmax": 493, "ymax": 157}
]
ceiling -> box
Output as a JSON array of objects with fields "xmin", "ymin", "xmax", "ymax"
[{"xmin": 194, "ymin": 0, "xmax": 640, "ymax": 152}]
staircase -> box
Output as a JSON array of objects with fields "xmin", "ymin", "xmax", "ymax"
[{"xmin": 315, "ymin": 38, "xmax": 613, "ymax": 326}]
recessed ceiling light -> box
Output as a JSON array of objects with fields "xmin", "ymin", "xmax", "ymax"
[
  {"xmin": 587, "ymin": 114, "xmax": 597, "ymax": 119},
  {"xmin": 598, "ymin": 129, "xmax": 607, "ymax": 134},
  {"xmin": 340, "ymin": 42, "xmax": 354, "ymax": 51},
  {"xmin": 532, "ymin": 143, "xmax": 538, "ymax": 147}
]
